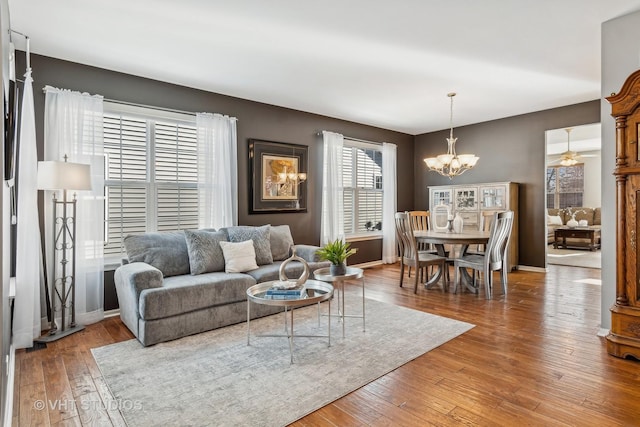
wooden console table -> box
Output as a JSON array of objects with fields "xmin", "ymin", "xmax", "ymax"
[{"xmin": 553, "ymin": 227, "xmax": 601, "ymax": 251}]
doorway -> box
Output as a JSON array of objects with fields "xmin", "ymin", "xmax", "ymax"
[{"xmin": 544, "ymin": 123, "xmax": 601, "ymax": 269}]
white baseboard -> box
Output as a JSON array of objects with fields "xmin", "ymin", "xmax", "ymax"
[
  {"xmin": 351, "ymin": 260, "xmax": 383, "ymax": 269},
  {"xmin": 4, "ymin": 342, "xmax": 15, "ymax": 427},
  {"xmin": 597, "ymin": 328, "xmax": 610, "ymax": 337},
  {"xmin": 104, "ymin": 309, "xmax": 120, "ymax": 318},
  {"xmin": 517, "ymin": 265, "xmax": 547, "ymax": 273}
]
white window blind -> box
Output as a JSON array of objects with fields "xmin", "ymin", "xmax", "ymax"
[
  {"xmin": 342, "ymin": 141, "xmax": 383, "ymax": 235},
  {"xmin": 103, "ymin": 104, "xmax": 198, "ymax": 258}
]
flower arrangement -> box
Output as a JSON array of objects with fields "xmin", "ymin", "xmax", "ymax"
[{"xmin": 562, "ymin": 207, "xmax": 587, "ymax": 227}]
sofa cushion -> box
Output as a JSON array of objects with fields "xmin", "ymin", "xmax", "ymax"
[
  {"xmin": 594, "ymin": 208, "xmax": 601, "ymax": 225},
  {"xmin": 226, "ymin": 225, "xmax": 273, "ymax": 265},
  {"xmin": 139, "ymin": 272, "xmax": 256, "ymax": 320},
  {"xmin": 219, "ymin": 240, "xmax": 259, "ymax": 273},
  {"xmin": 184, "ymin": 229, "xmax": 227, "ymax": 275},
  {"xmin": 548, "ymin": 215, "xmax": 563, "ymax": 225},
  {"xmin": 124, "ymin": 231, "xmax": 190, "ymax": 277},
  {"xmin": 270, "ymin": 225, "xmax": 294, "ymax": 261}
]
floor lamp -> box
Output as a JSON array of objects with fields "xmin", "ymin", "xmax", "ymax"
[{"xmin": 36, "ymin": 155, "xmax": 92, "ymax": 342}]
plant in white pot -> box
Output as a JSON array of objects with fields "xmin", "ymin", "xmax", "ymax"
[{"xmin": 316, "ymin": 239, "xmax": 356, "ymax": 276}]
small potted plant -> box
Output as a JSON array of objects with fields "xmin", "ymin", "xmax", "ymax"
[{"xmin": 316, "ymin": 238, "xmax": 356, "ymax": 276}]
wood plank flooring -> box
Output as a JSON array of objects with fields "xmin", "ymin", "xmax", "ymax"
[{"xmin": 12, "ymin": 264, "xmax": 640, "ymax": 426}]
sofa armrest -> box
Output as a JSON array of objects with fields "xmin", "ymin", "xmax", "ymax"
[
  {"xmin": 114, "ymin": 262, "xmax": 163, "ymax": 339},
  {"xmin": 293, "ymin": 244, "xmax": 323, "ymax": 263},
  {"xmin": 115, "ymin": 262, "xmax": 163, "ymax": 295}
]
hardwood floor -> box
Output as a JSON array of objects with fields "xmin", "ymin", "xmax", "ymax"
[{"xmin": 13, "ymin": 264, "xmax": 640, "ymax": 426}]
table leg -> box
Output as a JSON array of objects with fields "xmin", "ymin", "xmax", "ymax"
[
  {"xmin": 246, "ymin": 299, "xmax": 251, "ymax": 345},
  {"xmin": 288, "ymin": 306, "xmax": 294, "ymax": 364},
  {"xmin": 362, "ymin": 277, "xmax": 366, "ymax": 332},
  {"xmin": 328, "ymin": 298, "xmax": 331, "ymax": 347},
  {"xmin": 341, "ymin": 279, "xmax": 346, "ymax": 338}
]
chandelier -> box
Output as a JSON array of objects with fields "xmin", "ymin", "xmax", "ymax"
[{"xmin": 424, "ymin": 92, "xmax": 479, "ymax": 179}]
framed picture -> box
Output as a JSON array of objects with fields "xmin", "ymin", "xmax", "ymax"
[{"xmin": 249, "ymin": 139, "xmax": 308, "ymax": 213}]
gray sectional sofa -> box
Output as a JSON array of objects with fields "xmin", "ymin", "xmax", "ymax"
[{"xmin": 114, "ymin": 224, "xmax": 330, "ymax": 346}]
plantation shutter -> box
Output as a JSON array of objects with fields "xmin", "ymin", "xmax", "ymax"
[
  {"xmin": 154, "ymin": 121, "xmax": 199, "ymax": 231},
  {"xmin": 103, "ymin": 108, "xmax": 198, "ymax": 258},
  {"xmin": 342, "ymin": 141, "xmax": 383, "ymax": 235},
  {"xmin": 103, "ymin": 114, "xmax": 148, "ymax": 257}
]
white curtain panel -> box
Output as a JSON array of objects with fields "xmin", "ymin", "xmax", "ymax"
[
  {"xmin": 196, "ymin": 113, "xmax": 238, "ymax": 229},
  {"xmin": 43, "ymin": 86, "xmax": 105, "ymax": 326},
  {"xmin": 320, "ymin": 131, "xmax": 345, "ymax": 245},
  {"xmin": 13, "ymin": 68, "xmax": 44, "ymax": 348},
  {"xmin": 381, "ymin": 142, "xmax": 398, "ymax": 264}
]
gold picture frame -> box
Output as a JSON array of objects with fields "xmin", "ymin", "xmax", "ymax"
[{"xmin": 249, "ymin": 139, "xmax": 308, "ymax": 213}]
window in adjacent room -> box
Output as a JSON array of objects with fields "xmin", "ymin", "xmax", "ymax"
[
  {"xmin": 342, "ymin": 140, "xmax": 383, "ymax": 236},
  {"xmin": 546, "ymin": 164, "xmax": 584, "ymax": 209},
  {"xmin": 103, "ymin": 102, "xmax": 198, "ymax": 260}
]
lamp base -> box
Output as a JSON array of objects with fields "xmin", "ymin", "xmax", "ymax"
[{"xmin": 34, "ymin": 324, "xmax": 85, "ymax": 343}]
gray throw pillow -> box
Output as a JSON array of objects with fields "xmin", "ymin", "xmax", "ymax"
[
  {"xmin": 184, "ymin": 229, "xmax": 227, "ymax": 275},
  {"xmin": 226, "ymin": 225, "xmax": 273, "ymax": 265},
  {"xmin": 270, "ymin": 225, "xmax": 294, "ymax": 261},
  {"xmin": 124, "ymin": 231, "xmax": 190, "ymax": 277}
]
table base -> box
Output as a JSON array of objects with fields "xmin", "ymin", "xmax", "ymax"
[{"xmin": 247, "ymin": 300, "xmax": 331, "ymax": 364}]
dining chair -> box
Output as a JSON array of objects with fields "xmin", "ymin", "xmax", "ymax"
[
  {"xmin": 453, "ymin": 210, "xmax": 514, "ymax": 299},
  {"xmin": 407, "ymin": 210, "xmax": 432, "ymax": 278},
  {"xmin": 395, "ymin": 212, "xmax": 447, "ymax": 293},
  {"xmin": 473, "ymin": 210, "xmax": 500, "ymax": 254}
]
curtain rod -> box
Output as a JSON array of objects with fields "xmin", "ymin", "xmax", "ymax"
[
  {"xmin": 316, "ymin": 132, "xmax": 383, "ymax": 146},
  {"xmin": 104, "ymin": 98, "xmax": 199, "ymax": 117},
  {"xmin": 10, "ymin": 29, "xmax": 30, "ymax": 70},
  {"xmin": 39, "ymin": 92, "xmax": 238, "ymax": 121}
]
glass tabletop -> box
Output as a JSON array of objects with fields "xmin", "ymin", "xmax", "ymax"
[{"xmin": 247, "ymin": 279, "xmax": 334, "ymax": 307}]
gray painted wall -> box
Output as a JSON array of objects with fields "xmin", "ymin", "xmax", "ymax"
[
  {"xmin": 414, "ymin": 101, "xmax": 600, "ymax": 268},
  {"xmin": 22, "ymin": 53, "xmax": 415, "ymax": 250},
  {"xmin": 18, "ymin": 53, "xmax": 414, "ymax": 310},
  {"xmin": 601, "ymin": 11, "xmax": 640, "ymax": 330}
]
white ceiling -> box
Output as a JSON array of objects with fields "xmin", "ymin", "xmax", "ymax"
[
  {"xmin": 546, "ymin": 123, "xmax": 601, "ymax": 155},
  {"xmin": 8, "ymin": 0, "xmax": 640, "ymax": 135}
]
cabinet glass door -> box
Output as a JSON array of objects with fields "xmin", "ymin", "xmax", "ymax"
[
  {"xmin": 454, "ymin": 187, "xmax": 478, "ymax": 211},
  {"xmin": 431, "ymin": 189, "xmax": 452, "ymax": 208},
  {"xmin": 480, "ymin": 186, "xmax": 506, "ymax": 210}
]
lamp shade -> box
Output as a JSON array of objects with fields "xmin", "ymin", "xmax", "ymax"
[{"xmin": 37, "ymin": 160, "xmax": 92, "ymax": 191}]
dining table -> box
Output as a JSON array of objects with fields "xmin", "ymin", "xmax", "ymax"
[{"xmin": 413, "ymin": 229, "xmax": 491, "ymax": 293}]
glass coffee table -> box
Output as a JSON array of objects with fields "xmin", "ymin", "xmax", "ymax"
[{"xmin": 246, "ymin": 279, "xmax": 334, "ymax": 363}]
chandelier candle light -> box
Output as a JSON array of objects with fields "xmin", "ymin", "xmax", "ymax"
[{"xmin": 424, "ymin": 92, "xmax": 479, "ymax": 179}]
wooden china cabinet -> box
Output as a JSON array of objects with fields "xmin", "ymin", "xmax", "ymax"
[{"xmin": 606, "ymin": 69, "xmax": 640, "ymax": 360}]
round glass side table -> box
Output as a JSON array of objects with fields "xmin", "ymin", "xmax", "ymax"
[{"xmin": 313, "ymin": 267, "xmax": 365, "ymax": 338}]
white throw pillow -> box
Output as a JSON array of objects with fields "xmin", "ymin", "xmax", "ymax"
[
  {"xmin": 219, "ymin": 240, "xmax": 259, "ymax": 273},
  {"xmin": 548, "ymin": 215, "xmax": 563, "ymax": 226}
]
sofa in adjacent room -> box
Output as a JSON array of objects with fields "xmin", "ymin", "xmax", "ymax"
[
  {"xmin": 114, "ymin": 224, "xmax": 330, "ymax": 346},
  {"xmin": 546, "ymin": 207, "xmax": 601, "ymax": 246}
]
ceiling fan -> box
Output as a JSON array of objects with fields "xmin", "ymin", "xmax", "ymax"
[{"xmin": 548, "ymin": 127, "xmax": 598, "ymax": 166}]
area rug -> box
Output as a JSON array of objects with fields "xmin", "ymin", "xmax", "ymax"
[
  {"xmin": 92, "ymin": 294, "xmax": 473, "ymax": 426},
  {"xmin": 547, "ymin": 246, "xmax": 601, "ymax": 269}
]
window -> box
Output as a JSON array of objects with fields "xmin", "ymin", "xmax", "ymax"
[
  {"xmin": 546, "ymin": 164, "xmax": 584, "ymax": 209},
  {"xmin": 103, "ymin": 103, "xmax": 198, "ymax": 259},
  {"xmin": 342, "ymin": 140, "xmax": 383, "ymax": 235}
]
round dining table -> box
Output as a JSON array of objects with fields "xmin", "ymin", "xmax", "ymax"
[{"xmin": 413, "ymin": 229, "xmax": 491, "ymax": 293}]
